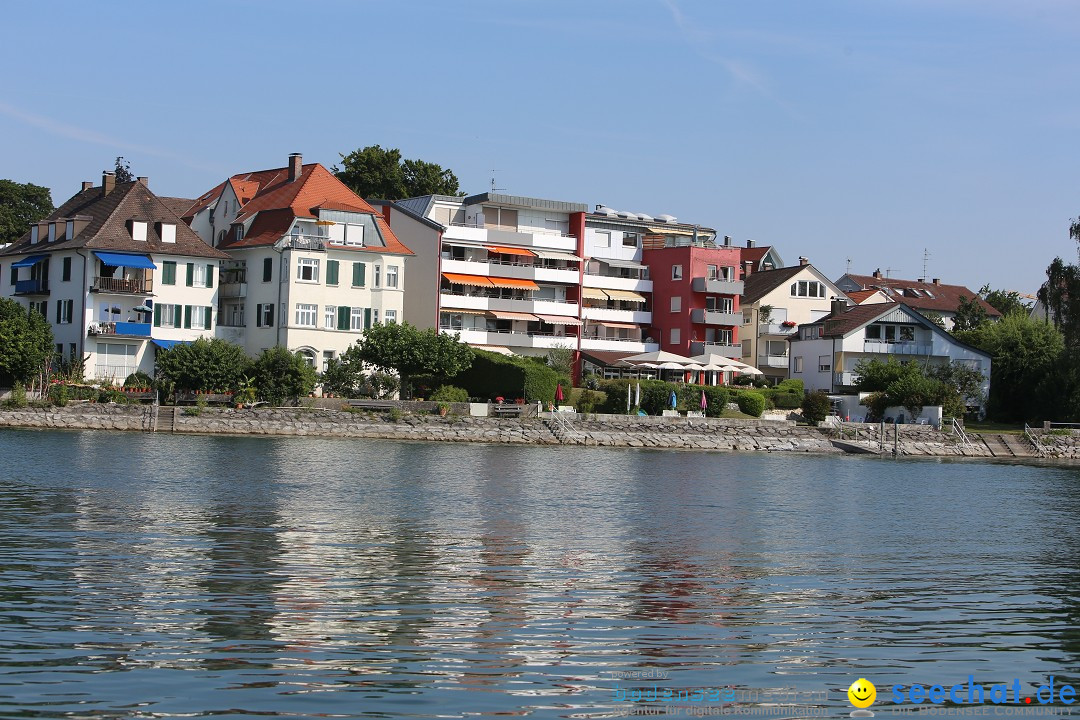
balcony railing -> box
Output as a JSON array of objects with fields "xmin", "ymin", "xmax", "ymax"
[
  {"xmin": 690, "ymin": 308, "xmax": 741, "ymax": 326},
  {"xmin": 691, "ymin": 277, "xmax": 744, "ymax": 295},
  {"xmin": 89, "ymin": 321, "xmax": 152, "ymax": 337},
  {"xmin": 757, "ymin": 354, "xmax": 789, "ymax": 368},
  {"xmin": 760, "ymin": 323, "xmax": 798, "ymax": 335},
  {"xmin": 14, "ymin": 279, "xmax": 48, "ymax": 295},
  {"xmin": 94, "ymin": 364, "xmax": 138, "ymax": 381},
  {"xmin": 689, "ymin": 341, "xmax": 741, "ymax": 358},
  {"xmin": 91, "ymin": 276, "xmax": 148, "ymax": 294},
  {"xmin": 279, "ymin": 235, "xmax": 327, "ymax": 251},
  {"xmin": 219, "ymin": 282, "xmax": 247, "ymax": 299},
  {"xmin": 863, "ymin": 340, "xmax": 933, "ymax": 355},
  {"xmin": 835, "ymin": 371, "xmax": 859, "ymax": 386}
]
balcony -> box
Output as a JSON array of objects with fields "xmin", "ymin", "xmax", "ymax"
[
  {"xmin": 690, "ymin": 308, "xmax": 741, "ymax": 326},
  {"xmin": 278, "ymin": 234, "xmax": 327, "ymax": 251},
  {"xmin": 581, "ymin": 306, "xmax": 651, "ymax": 324},
  {"xmin": 91, "ymin": 276, "xmax": 148, "ymax": 294},
  {"xmin": 580, "ymin": 337, "xmax": 658, "ymax": 353},
  {"xmin": 442, "ymin": 328, "xmax": 575, "ymax": 350},
  {"xmin": 863, "ymin": 340, "xmax": 933, "ymax": 355},
  {"xmin": 440, "ymin": 293, "xmax": 579, "ymax": 316},
  {"xmin": 582, "ymin": 273, "xmax": 653, "ymax": 293},
  {"xmin": 760, "ymin": 323, "xmax": 798, "ymax": 336},
  {"xmin": 219, "ymin": 282, "xmax": 247, "ymax": 299},
  {"xmin": 691, "ymin": 277, "xmax": 744, "ymax": 295},
  {"xmin": 89, "ymin": 321, "xmax": 152, "ymax": 338},
  {"xmin": 14, "ymin": 279, "xmax": 48, "ymax": 295},
  {"xmin": 757, "ymin": 354, "xmax": 790, "ymax": 368},
  {"xmin": 835, "ymin": 371, "xmax": 859, "ymax": 387},
  {"xmin": 689, "ymin": 341, "xmax": 741, "ymax": 358},
  {"xmin": 440, "ymin": 258, "xmax": 579, "ymax": 285}
]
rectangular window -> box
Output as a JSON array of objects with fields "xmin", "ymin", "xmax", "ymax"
[
  {"xmin": 672, "ymin": 265, "xmax": 683, "ymax": 280},
  {"xmin": 192, "ymin": 264, "xmax": 208, "ymax": 287},
  {"xmin": 670, "ymin": 296, "xmax": 681, "ymax": 313},
  {"xmin": 153, "ymin": 303, "xmax": 178, "ymax": 328},
  {"xmin": 323, "ymin": 350, "xmax": 334, "ymax": 371},
  {"xmin": 69, "ymin": 343, "xmax": 76, "ymax": 361},
  {"xmin": 325, "ymin": 305, "xmax": 337, "ymax": 329},
  {"xmin": 595, "ymin": 231, "xmax": 611, "ymax": 248},
  {"xmin": 384, "ymin": 309, "xmax": 397, "ymax": 324},
  {"xmin": 160, "ymin": 223, "xmax": 176, "ymax": 243},
  {"xmin": 386, "ymin": 265, "xmax": 398, "ymax": 288},
  {"xmin": 263, "ymin": 257, "xmax": 273, "ymax": 282},
  {"xmin": 622, "ymin": 232, "xmax": 639, "ymax": 248},
  {"xmin": 56, "ymin": 343, "xmax": 63, "ymax": 358},
  {"xmin": 9, "ymin": 265, "xmax": 16, "ymax": 286},
  {"xmin": 350, "ymin": 307, "xmax": 364, "ymax": 331},
  {"xmin": 256, "ymin": 303, "xmax": 274, "ymax": 328},
  {"xmin": 669, "ymin": 328, "xmax": 680, "ymax": 344},
  {"xmin": 865, "ymin": 325, "xmax": 881, "ymax": 340},
  {"xmin": 899, "ymin": 326, "xmax": 915, "ymax": 342},
  {"xmin": 162, "ymin": 261, "xmax": 176, "ymax": 285},
  {"xmin": 344, "ymin": 223, "xmax": 364, "ymax": 246},
  {"xmin": 326, "ymin": 260, "xmax": 339, "ymax": 286},
  {"xmin": 352, "ymin": 262, "xmax": 366, "ymax": 287},
  {"xmin": 374, "ymin": 265, "xmax": 381, "ymax": 288},
  {"xmin": 131, "ymin": 221, "xmax": 147, "ymax": 242},
  {"xmin": 295, "ymin": 303, "xmax": 317, "ymax": 327},
  {"xmin": 62, "ymin": 257, "xmax": 72, "ymax": 282},
  {"xmin": 56, "ymin": 299, "xmax": 73, "ymax": 324},
  {"xmin": 707, "ymin": 264, "xmax": 718, "ymax": 280},
  {"xmin": 794, "ymin": 357, "xmax": 804, "ymax": 373},
  {"xmin": 373, "ymin": 309, "xmax": 379, "ymax": 325},
  {"xmin": 819, "ymin": 355, "xmax": 831, "ymax": 373},
  {"xmin": 297, "ymin": 257, "xmax": 319, "ymax": 283},
  {"xmin": 885, "ymin": 325, "xmax": 896, "ymax": 341},
  {"xmin": 191, "ymin": 306, "xmax": 211, "ymax": 330}
]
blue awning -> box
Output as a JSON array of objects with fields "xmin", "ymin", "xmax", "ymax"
[
  {"xmin": 152, "ymin": 339, "xmax": 191, "ymax": 350},
  {"xmin": 11, "ymin": 255, "xmax": 47, "ymax": 268},
  {"xmin": 93, "ymin": 251, "xmax": 157, "ymax": 269}
]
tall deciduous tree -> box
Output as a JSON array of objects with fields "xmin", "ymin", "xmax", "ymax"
[
  {"xmin": 0, "ymin": 298, "xmax": 54, "ymax": 384},
  {"xmin": 0, "ymin": 180, "xmax": 53, "ymax": 245},
  {"xmin": 251, "ymin": 346, "xmax": 318, "ymax": 406},
  {"xmin": 114, "ymin": 157, "xmax": 134, "ymax": 183},
  {"xmin": 953, "ymin": 294, "xmax": 990, "ymax": 331},
  {"xmin": 979, "ymin": 284, "xmax": 1030, "ymax": 318},
  {"xmin": 348, "ymin": 321, "xmax": 473, "ymax": 397},
  {"xmin": 334, "ymin": 145, "xmax": 462, "ymax": 200}
]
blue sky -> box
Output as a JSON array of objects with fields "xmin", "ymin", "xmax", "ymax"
[{"xmin": 3, "ymin": 0, "xmax": 1080, "ymax": 293}]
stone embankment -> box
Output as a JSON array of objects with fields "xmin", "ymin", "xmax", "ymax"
[{"xmin": 0, "ymin": 405, "xmax": 1075, "ymax": 459}]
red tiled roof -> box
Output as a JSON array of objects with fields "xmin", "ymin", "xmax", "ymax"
[
  {"xmin": 846, "ymin": 289, "xmax": 882, "ymax": 304},
  {"xmin": 843, "ymin": 274, "xmax": 1001, "ymax": 316},
  {"xmin": 373, "ymin": 216, "xmax": 413, "ymax": 256},
  {"xmin": 741, "ymin": 247, "xmax": 772, "ymax": 263}
]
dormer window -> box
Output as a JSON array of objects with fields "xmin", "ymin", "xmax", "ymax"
[
  {"xmin": 132, "ymin": 221, "xmax": 148, "ymax": 241},
  {"xmin": 235, "ymin": 225, "xmax": 244, "ymax": 242},
  {"xmin": 48, "ymin": 223, "xmax": 56, "ymax": 242},
  {"xmin": 66, "ymin": 220, "xmax": 74, "ymax": 240},
  {"xmin": 160, "ymin": 222, "xmax": 176, "ymax": 243},
  {"xmin": 30, "ymin": 226, "xmax": 38, "ymax": 244}
]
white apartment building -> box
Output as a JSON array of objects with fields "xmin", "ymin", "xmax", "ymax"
[
  {"xmin": 0, "ymin": 173, "xmax": 228, "ymax": 381},
  {"xmin": 184, "ymin": 154, "xmax": 412, "ymax": 369}
]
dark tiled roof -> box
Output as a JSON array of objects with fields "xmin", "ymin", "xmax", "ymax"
[
  {"xmin": 1, "ymin": 181, "xmax": 228, "ymax": 260},
  {"xmin": 842, "ymin": 274, "xmax": 1001, "ymax": 317},
  {"xmin": 158, "ymin": 196, "xmax": 196, "ymax": 217},
  {"xmin": 741, "ymin": 265, "xmax": 808, "ymax": 305},
  {"xmin": 818, "ymin": 302, "xmax": 901, "ymax": 337}
]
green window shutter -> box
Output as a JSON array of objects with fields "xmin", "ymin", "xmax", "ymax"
[
  {"xmin": 353, "ymin": 262, "xmax": 365, "ymax": 287},
  {"xmin": 206, "ymin": 265, "xmax": 214, "ymax": 288},
  {"xmin": 162, "ymin": 261, "xmax": 175, "ymax": 285},
  {"xmin": 173, "ymin": 305, "xmax": 181, "ymax": 327},
  {"xmin": 62, "ymin": 257, "xmax": 72, "ymax": 282},
  {"xmin": 205, "ymin": 306, "xmax": 212, "ymax": 328},
  {"xmin": 183, "ymin": 305, "xmax": 192, "ymax": 329},
  {"xmin": 185, "ymin": 263, "xmax": 194, "ymax": 286},
  {"xmin": 263, "ymin": 257, "xmax": 272, "ymax": 282},
  {"xmin": 9, "ymin": 265, "xmax": 16, "ymax": 286},
  {"xmin": 55, "ymin": 300, "xmax": 61, "ymax": 324},
  {"xmin": 337, "ymin": 306, "xmax": 349, "ymax": 330},
  {"xmin": 327, "ymin": 260, "xmax": 339, "ymax": 285},
  {"xmin": 267, "ymin": 304, "xmax": 274, "ymax": 327},
  {"xmin": 364, "ymin": 308, "xmax": 372, "ymax": 330},
  {"xmin": 154, "ymin": 304, "xmax": 161, "ymax": 327}
]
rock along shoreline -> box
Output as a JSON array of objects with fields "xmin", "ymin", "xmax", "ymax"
[{"xmin": 2, "ymin": 403, "xmax": 1075, "ymax": 459}]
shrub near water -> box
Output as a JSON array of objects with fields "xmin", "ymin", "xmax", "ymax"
[
  {"xmin": 430, "ymin": 385, "xmax": 469, "ymax": 403},
  {"xmin": 736, "ymin": 391, "xmax": 766, "ymax": 417}
]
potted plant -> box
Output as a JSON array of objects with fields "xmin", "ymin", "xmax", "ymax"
[{"xmin": 436, "ymin": 401, "xmax": 451, "ymax": 417}]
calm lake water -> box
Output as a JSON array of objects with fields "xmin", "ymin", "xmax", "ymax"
[{"xmin": 1, "ymin": 429, "xmax": 1079, "ymax": 719}]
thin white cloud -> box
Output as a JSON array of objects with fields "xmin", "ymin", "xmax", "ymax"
[{"xmin": 0, "ymin": 101, "xmax": 222, "ymax": 174}]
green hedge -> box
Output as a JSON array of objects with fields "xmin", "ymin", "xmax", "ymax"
[
  {"xmin": 737, "ymin": 391, "xmax": 766, "ymax": 417},
  {"xmin": 453, "ymin": 350, "xmax": 559, "ymax": 403},
  {"xmin": 597, "ymin": 379, "xmax": 730, "ymax": 416}
]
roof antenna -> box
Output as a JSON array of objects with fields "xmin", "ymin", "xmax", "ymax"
[
  {"xmin": 922, "ymin": 248, "xmax": 930, "ymax": 282},
  {"xmin": 845, "ymin": 257, "xmax": 852, "ymax": 274},
  {"xmin": 885, "ymin": 266, "xmax": 892, "ymax": 278},
  {"xmin": 490, "ymin": 170, "xmax": 505, "ymax": 194}
]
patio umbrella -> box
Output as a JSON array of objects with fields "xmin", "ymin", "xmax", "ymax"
[
  {"xmin": 635, "ymin": 382, "xmax": 641, "ymax": 408},
  {"xmin": 555, "ymin": 383, "xmax": 564, "ymax": 402},
  {"xmin": 670, "ymin": 390, "xmax": 677, "ymax": 409}
]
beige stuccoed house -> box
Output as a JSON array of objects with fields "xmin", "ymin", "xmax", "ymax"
[{"xmin": 739, "ymin": 258, "xmax": 848, "ymax": 384}]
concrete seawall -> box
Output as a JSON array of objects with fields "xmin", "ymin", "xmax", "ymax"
[{"xmin": 0, "ymin": 404, "xmax": 1025, "ymax": 458}]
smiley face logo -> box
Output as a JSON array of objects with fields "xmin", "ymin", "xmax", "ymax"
[{"xmin": 847, "ymin": 678, "xmax": 876, "ymax": 708}]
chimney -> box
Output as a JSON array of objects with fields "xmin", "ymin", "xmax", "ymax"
[
  {"xmin": 872, "ymin": 268, "xmax": 882, "ymax": 279},
  {"xmin": 288, "ymin": 153, "xmax": 302, "ymax": 182},
  {"xmin": 932, "ymin": 278, "xmax": 940, "ymax": 285},
  {"xmin": 102, "ymin": 171, "xmax": 116, "ymax": 197},
  {"xmin": 81, "ymin": 181, "xmax": 93, "ymax": 192},
  {"xmin": 137, "ymin": 176, "xmax": 149, "ymax": 186},
  {"xmin": 743, "ymin": 259, "xmax": 754, "ymax": 276},
  {"xmin": 831, "ymin": 297, "xmax": 847, "ymax": 317},
  {"xmin": 799, "ymin": 256, "xmax": 809, "ymax": 266},
  {"xmin": 746, "ymin": 239, "xmax": 756, "ymax": 248},
  {"xmin": 380, "ymin": 203, "xmax": 391, "ymax": 223},
  {"xmin": 723, "ymin": 235, "xmax": 732, "ymax": 246}
]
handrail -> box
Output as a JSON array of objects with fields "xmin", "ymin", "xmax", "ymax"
[
  {"xmin": 950, "ymin": 417, "xmax": 969, "ymax": 445},
  {"xmin": 547, "ymin": 409, "xmax": 579, "ymax": 442},
  {"xmin": 1024, "ymin": 423, "xmax": 1046, "ymax": 457}
]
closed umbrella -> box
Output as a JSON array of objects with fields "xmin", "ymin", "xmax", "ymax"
[
  {"xmin": 701, "ymin": 389, "xmax": 707, "ymax": 411},
  {"xmin": 635, "ymin": 382, "xmax": 641, "ymax": 409},
  {"xmin": 627, "ymin": 383, "xmax": 632, "ymax": 414},
  {"xmin": 555, "ymin": 383, "xmax": 564, "ymax": 402},
  {"xmin": 670, "ymin": 390, "xmax": 677, "ymax": 409}
]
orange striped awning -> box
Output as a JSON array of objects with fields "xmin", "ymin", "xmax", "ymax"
[
  {"xmin": 442, "ymin": 272, "xmax": 493, "ymax": 287},
  {"xmin": 536, "ymin": 314, "xmax": 583, "ymax": 326},
  {"xmin": 485, "ymin": 245, "xmax": 536, "ymax": 257},
  {"xmin": 487, "ymin": 276, "xmax": 539, "ymax": 291},
  {"xmin": 490, "ymin": 311, "xmax": 539, "ymax": 322}
]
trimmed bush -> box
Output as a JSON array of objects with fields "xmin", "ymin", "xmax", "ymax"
[
  {"xmin": 777, "ymin": 378, "xmax": 804, "ymax": 394},
  {"xmin": 576, "ymin": 389, "xmax": 600, "ymax": 414},
  {"xmin": 431, "ymin": 385, "xmax": 469, "ymax": 402},
  {"xmin": 703, "ymin": 386, "xmax": 729, "ymax": 417},
  {"xmin": 124, "ymin": 371, "xmax": 154, "ymax": 389},
  {"xmin": 802, "ymin": 390, "xmax": 831, "ymax": 423},
  {"xmin": 453, "ymin": 349, "xmax": 559, "ymax": 403},
  {"xmin": 737, "ymin": 390, "xmax": 766, "ymax": 417},
  {"xmin": 770, "ymin": 391, "xmax": 802, "ymax": 409}
]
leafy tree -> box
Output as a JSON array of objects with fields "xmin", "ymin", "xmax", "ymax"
[
  {"xmin": 334, "ymin": 144, "xmax": 462, "ymax": 200},
  {"xmin": 320, "ymin": 356, "xmax": 365, "ymax": 397},
  {"xmin": 251, "ymin": 346, "xmax": 317, "ymax": 406},
  {"xmin": 0, "ymin": 298, "xmax": 53, "ymax": 384},
  {"xmin": 954, "ymin": 313, "xmax": 1065, "ymax": 422},
  {"xmin": 0, "ymin": 179, "xmax": 53, "ymax": 245},
  {"xmin": 925, "ymin": 362, "xmax": 987, "ymax": 418},
  {"xmin": 802, "ymin": 390, "xmax": 831, "ymax": 423},
  {"xmin": 979, "ymin": 284, "xmax": 1030, "ymax": 318},
  {"xmin": 114, "ymin": 157, "xmax": 134, "ymax": 183},
  {"xmin": 953, "ymin": 294, "xmax": 990, "ymax": 331},
  {"xmin": 1038, "ymin": 256, "xmax": 1080, "ymax": 349},
  {"xmin": 155, "ymin": 338, "xmax": 250, "ymax": 394},
  {"xmin": 919, "ymin": 310, "xmax": 947, "ymax": 330},
  {"xmin": 852, "ymin": 357, "xmax": 918, "ymax": 393},
  {"xmin": 349, "ymin": 321, "xmax": 473, "ymax": 398}
]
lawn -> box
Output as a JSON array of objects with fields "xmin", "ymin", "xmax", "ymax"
[{"xmin": 963, "ymin": 420, "xmax": 1027, "ymax": 435}]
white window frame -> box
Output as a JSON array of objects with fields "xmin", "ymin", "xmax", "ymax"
[
  {"xmin": 350, "ymin": 307, "xmax": 364, "ymax": 331},
  {"xmin": 670, "ymin": 327, "xmax": 680, "ymax": 344},
  {"xmin": 59, "ymin": 299, "xmax": 73, "ymax": 324},
  {"xmin": 295, "ymin": 303, "xmax": 317, "ymax": 327},
  {"xmin": 672, "ymin": 265, "xmax": 683, "ymax": 280},
  {"xmin": 324, "ymin": 305, "xmax": 337, "ymax": 329},
  {"xmin": 374, "ymin": 265, "xmax": 381, "ymax": 288},
  {"xmin": 386, "ymin": 265, "xmax": 399, "ymax": 289},
  {"xmin": 818, "ymin": 355, "xmax": 831, "ymax": 373},
  {"xmin": 384, "ymin": 309, "xmax": 397, "ymax": 324},
  {"xmin": 159, "ymin": 303, "xmax": 177, "ymax": 328},
  {"xmin": 297, "ymin": 257, "xmax": 320, "ymax": 283},
  {"xmin": 191, "ymin": 306, "xmax": 209, "ymax": 330},
  {"xmin": 670, "ymin": 296, "xmax": 681, "ymax": 313},
  {"xmin": 794, "ymin": 356, "xmax": 804, "ymax": 373}
]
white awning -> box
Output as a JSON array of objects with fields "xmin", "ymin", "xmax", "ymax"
[
  {"xmin": 536, "ymin": 314, "xmax": 583, "ymax": 326},
  {"xmin": 532, "ymin": 248, "xmax": 582, "ymax": 262},
  {"xmin": 599, "ymin": 257, "xmax": 646, "ymax": 271}
]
